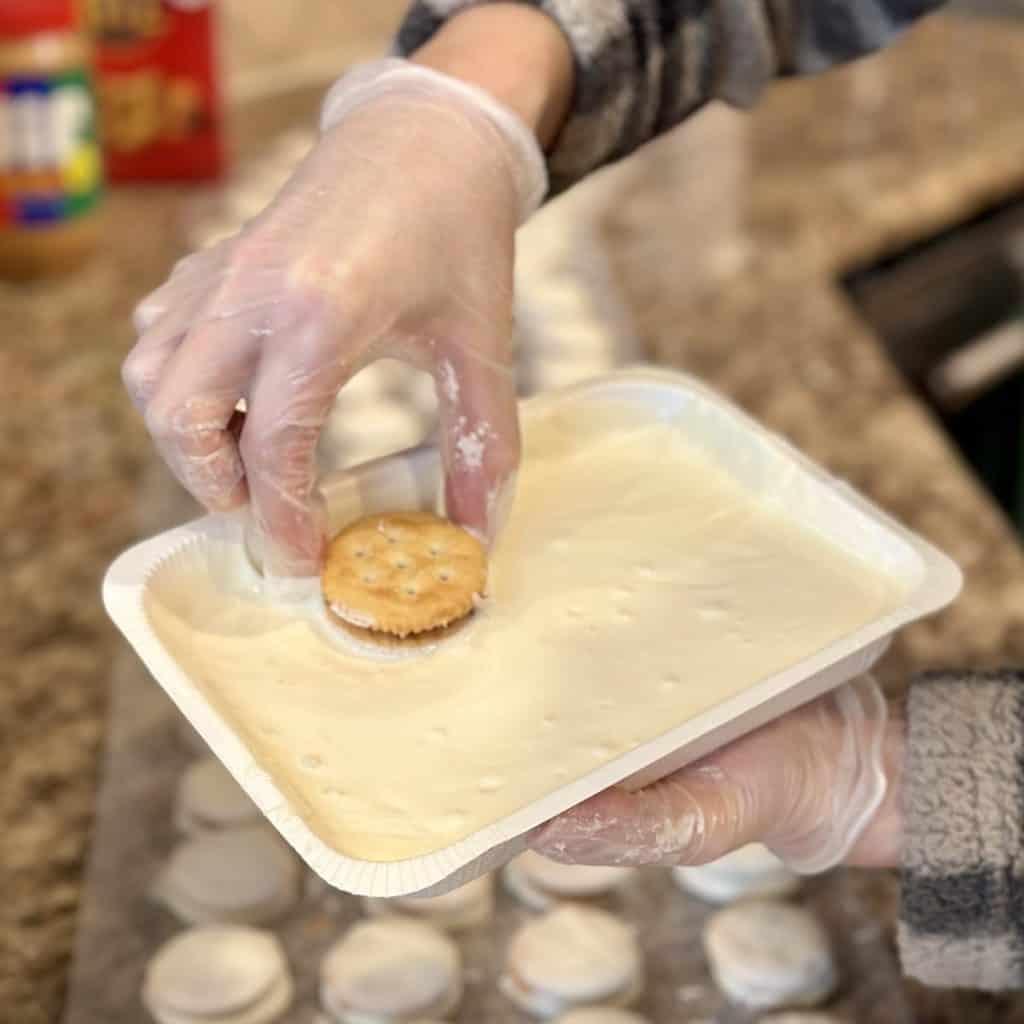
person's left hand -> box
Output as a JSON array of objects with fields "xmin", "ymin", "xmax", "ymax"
[{"xmin": 531, "ymin": 675, "xmax": 903, "ymax": 874}]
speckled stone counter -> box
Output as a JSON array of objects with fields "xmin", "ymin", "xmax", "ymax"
[
  {"xmin": 601, "ymin": 16, "xmax": 1024, "ymax": 1018},
  {"xmin": 601, "ymin": 13, "xmax": 1024, "ymax": 685},
  {"xmin": 4, "ymin": 8, "xmax": 1024, "ymax": 1022},
  {"xmin": 0, "ymin": 89, "xmax": 329, "ymax": 1024}
]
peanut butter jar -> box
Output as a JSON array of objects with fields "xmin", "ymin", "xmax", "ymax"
[{"xmin": 0, "ymin": 0, "xmax": 104, "ymax": 280}]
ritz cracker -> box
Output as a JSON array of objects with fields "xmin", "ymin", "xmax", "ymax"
[{"xmin": 87, "ymin": 0, "xmax": 225, "ymax": 180}]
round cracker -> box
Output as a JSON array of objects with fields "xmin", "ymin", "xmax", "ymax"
[
  {"xmin": 334, "ymin": 614, "xmax": 468, "ymax": 652},
  {"xmin": 672, "ymin": 843, "xmax": 799, "ymax": 904},
  {"xmin": 143, "ymin": 925, "xmax": 287, "ymax": 1018},
  {"xmin": 362, "ymin": 873, "xmax": 495, "ymax": 931},
  {"xmin": 554, "ymin": 1011, "xmax": 652, "ymax": 1024},
  {"xmin": 320, "ymin": 918, "xmax": 461, "ymax": 1019},
  {"xmin": 321, "ymin": 512, "xmax": 486, "ymax": 637},
  {"xmin": 504, "ymin": 852, "xmax": 633, "ymax": 911},
  {"xmin": 154, "ymin": 824, "xmax": 300, "ymax": 925},
  {"xmin": 175, "ymin": 755, "xmax": 260, "ymax": 833},
  {"xmin": 505, "ymin": 905, "xmax": 641, "ymax": 1003},
  {"xmin": 702, "ymin": 900, "xmax": 836, "ymax": 1009}
]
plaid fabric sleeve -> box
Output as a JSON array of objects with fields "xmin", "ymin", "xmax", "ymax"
[
  {"xmin": 900, "ymin": 669, "xmax": 1024, "ymax": 990},
  {"xmin": 394, "ymin": 0, "xmax": 945, "ymax": 194}
]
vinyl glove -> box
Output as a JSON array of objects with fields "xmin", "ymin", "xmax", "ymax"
[
  {"xmin": 124, "ymin": 59, "xmax": 546, "ymax": 583},
  {"xmin": 532, "ymin": 675, "xmax": 897, "ymax": 874}
]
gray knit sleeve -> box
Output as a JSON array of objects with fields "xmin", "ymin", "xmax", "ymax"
[
  {"xmin": 394, "ymin": 0, "xmax": 945, "ymax": 194},
  {"xmin": 899, "ymin": 669, "xmax": 1024, "ymax": 990}
]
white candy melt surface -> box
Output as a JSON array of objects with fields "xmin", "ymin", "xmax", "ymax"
[
  {"xmin": 672, "ymin": 843, "xmax": 799, "ymax": 904},
  {"xmin": 515, "ymin": 852, "xmax": 634, "ymax": 894},
  {"xmin": 759, "ymin": 1014, "xmax": 844, "ymax": 1024},
  {"xmin": 703, "ymin": 900, "xmax": 837, "ymax": 1010},
  {"xmin": 320, "ymin": 918, "xmax": 461, "ymax": 1021},
  {"xmin": 505, "ymin": 905, "xmax": 641, "ymax": 1004},
  {"xmin": 143, "ymin": 925, "xmax": 290, "ymax": 1020},
  {"xmin": 155, "ymin": 824, "xmax": 300, "ymax": 925},
  {"xmin": 553, "ymin": 1010, "xmax": 652, "ymax": 1024},
  {"xmin": 505, "ymin": 852, "xmax": 633, "ymax": 910},
  {"xmin": 363, "ymin": 873, "xmax": 494, "ymax": 930},
  {"xmin": 175, "ymin": 755, "xmax": 260, "ymax": 833},
  {"xmin": 147, "ymin": 396, "xmax": 900, "ymax": 863}
]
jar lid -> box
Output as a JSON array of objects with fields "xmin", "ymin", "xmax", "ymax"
[{"xmin": 0, "ymin": 0, "xmax": 78, "ymax": 37}]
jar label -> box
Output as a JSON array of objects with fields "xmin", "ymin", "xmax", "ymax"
[
  {"xmin": 0, "ymin": 70, "xmax": 104, "ymax": 228},
  {"xmin": 87, "ymin": 0, "xmax": 224, "ymax": 181}
]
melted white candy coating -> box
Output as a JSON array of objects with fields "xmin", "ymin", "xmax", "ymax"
[
  {"xmin": 175, "ymin": 755, "xmax": 260, "ymax": 833},
  {"xmin": 320, "ymin": 918, "xmax": 461, "ymax": 1021},
  {"xmin": 553, "ymin": 1010, "xmax": 652, "ymax": 1024},
  {"xmin": 672, "ymin": 843, "xmax": 799, "ymax": 904},
  {"xmin": 147, "ymin": 399, "xmax": 900, "ymax": 862},
  {"xmin": 154, "ymin": 824, "xmax": 300, "ymax": 925},
  {"xmin": 362, "ymin": 873, "xmax": 494, "ymax": 930},
  {"xmin": 703, "ymin": 900, "xmax": 837, "ymax": 1010},
  {"xmin": 505, "ymin": 852, "xmax": 633, "ymax": 911},
  {"xmin": 501, "ymin": 905, "xmax": 642, "ymax": 1017},
  {"xmin": 143, "ymin": 925, "xmax": 291, "ymax": 1023},
  {"xmin": 759, "ymin": 1014, "xmax": 844, "ymax": 1024}
]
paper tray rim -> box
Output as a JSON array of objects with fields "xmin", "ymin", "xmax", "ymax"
[{"xmin": 102, "ymin": 367, "xmax": 963, "ymax": 896}]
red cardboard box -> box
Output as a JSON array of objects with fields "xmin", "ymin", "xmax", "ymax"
[{"xmin": 87, "ymin": 0, "xmax": 226, "ymax": 180}]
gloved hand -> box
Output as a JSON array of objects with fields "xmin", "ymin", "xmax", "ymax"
[
  {"xmin": 123, "ymin": 59, "xmax": 546, "ymax": 582},
  {"xmin": 532, "ymin": 675, "xmax": 902, "ymax": 874}
]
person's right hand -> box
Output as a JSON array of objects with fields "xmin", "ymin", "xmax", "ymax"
[
  {"xmin": 532, "ymin": 675, "xmax": 903, "ymax": 874},
  {"xmin": 123, "ymin": 59, "xmax": 546, "ymax": 583}
]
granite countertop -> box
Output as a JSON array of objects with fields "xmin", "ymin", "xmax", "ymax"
[
  {"xmin": 4, "ymin": 9, "xmax": 1024, "ymax": 1022},
  {"xmin": 0, "ymin": 89, "xmax": 328, "ymax": 1022},
  {"xmin": 602, "ymin": 12, "xmax": 1024, "ymax": 687}
]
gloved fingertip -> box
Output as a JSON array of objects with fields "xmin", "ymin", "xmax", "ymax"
[
  {"xmin": 243, "ymin": 500, "xmax": 325, "ymax": 602},
  {"xmin": 485, "ymin": 470, "xmax": 518, "ymax": 545},
  {"xmin": 133, "ymin": 299, "xmax": 166, "ymax": 334},
  {"xmin": 529, "ymin": 820, "xmax": 650, "ymax": 868},
  {"xmin": 260, "ymin": 529, "xmax": 323, "ymax": 578},
  {"xmin": 212, "ymin": 504, "xmax": 250, "ymax": 534},
  {"xmin": 443, "ymin": 474, "xmax": 487, "ymax": 543},
  {"xmin": 527, "ymin": 800, "xmax": 619, "ymax": 865},
  {"xmin": 259, "ymin": 531, "xmax": 323, "ymax": 602},
  {"xmin": 464, "ymin": 524, "xmax": 489, "ymax": 548},
  {"xmin": 205, "ymin": 480, "xmax": 249, "ymax": 514},
  {"xmin": 527, "ymin": 819, "xmax": 585, "ymax": 865},
  {"xmin": 262, "ymin": 571, "xmax": 322, "ymax": 604},
  {"xmin": 444, "ymin": 469, "xmax": 517, "ymax": 548}
]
